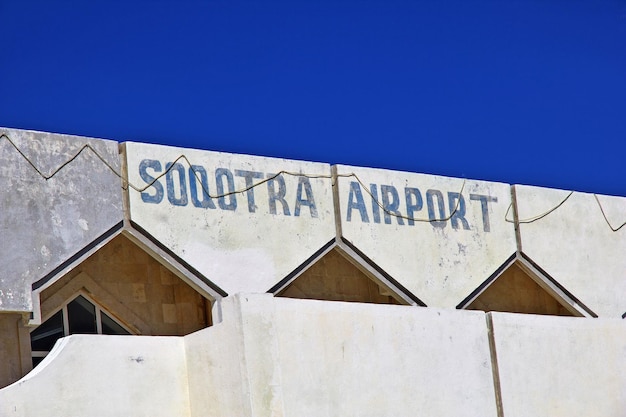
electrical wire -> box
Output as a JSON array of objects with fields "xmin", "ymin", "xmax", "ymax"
[
  {"xmin": 132, "ymin": 155, "xmax": 467, "ymax": 224},
  {"xmin": 594, "ymin": 194, "xmax": 626, "ymax": 232},
  {"xmin": 505, "ymin": 191, "xmax": 574, "ymax": 224},
  {"xmin": 0, "ymin": 133, "xmax": 121, "ymax": 182},
  {"xmin": 342, "ymin": 173, "xmax": 466, "ymax": 224},
  {"xmin": 0, "ymin": 133, "xmax": 464, "ymax": 224}
]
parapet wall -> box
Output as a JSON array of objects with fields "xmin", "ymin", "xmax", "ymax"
[{"xmin": 1, "ymin": 294, "xmax": 624, "ymax": 417}]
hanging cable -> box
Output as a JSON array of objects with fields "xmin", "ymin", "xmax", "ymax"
[
  {"xmin": 594, "ymin": 194, "xmax": 626, "ymax": 232},
  {"xmin": 1, "ymin": 132, "xmax": 623, "ymax": 231},
  {"xmin": 505, "ymin": 191, "xmax": 574, "ymax": 224}
]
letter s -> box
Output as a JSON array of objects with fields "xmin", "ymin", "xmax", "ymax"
[{"xmin": 139, "ymin": 159, "xmax": 164, "ymax": 204}]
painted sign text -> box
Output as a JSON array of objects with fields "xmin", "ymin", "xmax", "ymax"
[
  {"xmin": 139, "ymin": 159, "xmax": 318, "ymax": 218},
  {"xmin": 345, "ymin": 181, "xmax": 497, "ymax": 232}
]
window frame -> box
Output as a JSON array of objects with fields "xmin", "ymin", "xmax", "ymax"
[{"xmin": 30, "ymin": 291, "xmax": 134, "ymax": 362}]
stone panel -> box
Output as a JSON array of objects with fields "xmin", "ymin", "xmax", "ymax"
[
  {"xmin": 274, "ymin": 296, "xmax": 497, "ymax": 417},
  {"xmin": 278, "ymin": 249, "xmax": 402, "ymax": 304},
  {"xmin": 39, "ymin": 235, "xmax": 209, "ymax": 336},
  {"xmin": 467, "ymin": 263, "xmax": 573, "ymax": 316},
  {"xmin": 0, "ymin": 313, "xmax": 30, "ymax": 388}
]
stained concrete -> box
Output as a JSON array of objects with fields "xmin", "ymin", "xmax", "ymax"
[
  {"xmin": 0, "ymin": 335, "xmax": 189, "ymax": 417},
  {"xmin": 188, "ymin": 294, "xmax": 499, "ymax": 417},
  {"xmin": 125, "ymin": 142, "xmax": 336, "ymax": 295},
  {"xmin": 515, "ymin": 185, "xmax": 626, "ymax": 317},
  {"xmin": 0, "ymin": 128, "xmax": 123, "ymax": 312},
  {"xmin": 490, "ymin": 312, "xmax": 626, "ymax": 417},
  {"xmin": 335, "ymin": 164, "xmax": 516, "ymax": 308},
  {"xmin": 2, "ymin": 294, "xmax": 625, "ymax": 417}
]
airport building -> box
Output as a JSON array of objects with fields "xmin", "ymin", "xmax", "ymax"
[{"xmin": 0, "ymin": 127, "xmax": 624, "ymax": 416}]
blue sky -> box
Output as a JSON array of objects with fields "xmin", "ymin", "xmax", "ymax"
[{"xmin": 1, "ymin": 0, "xmax": 625, "ymax": 196}]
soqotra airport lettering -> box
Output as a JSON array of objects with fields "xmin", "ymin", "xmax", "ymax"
[
  {"xmin": 138, "ymin": 159, "xmax": 497, "ymax": 231},
  {"xmin": 345, "ymin": 181, "xmax": 497, "ymax": 232}
]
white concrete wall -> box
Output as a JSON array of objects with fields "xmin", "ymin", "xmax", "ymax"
[
  {"xmin": 0, "ymin": 128, "xmax": 123, "ymax": 312},
  {"xmin": 185, "ymin": 299, "xmax": 255, "ymax": 417},
  {"xmin": 272, "ymin": 296, "xmax": 498, "ymax": 417},
  {"xmin": 515, "ymin": 185, "xmax": 626, "ymax": 317},
  {"xmin": 189, "ymin": 294, "xmax": 501, "ymax": 417},
  {"xmin": 335, "ymin": 164, "xmax": 516, "ymax": 308},
  {"xmin": 491, "ymin": 312, "xmax": 626, "ymax": 417},
  {"xmin": 2, "ymin": 294, "xmax": 625, "ymax": 416},
  {"xmin": 0, "ymin": 335, "xmax": 189, "ymax": 417}
]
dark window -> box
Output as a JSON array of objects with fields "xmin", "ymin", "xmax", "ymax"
[
  {"xmin": 67, "ymin": 295, "xmax": 97, "ymax": 334},
  {"xmin": 30, "ymin": 310, "xmax": 64, "ymax": 352},
  {"xmin": 30, "ymin": 294, "xmax": 132, "ymax": 367}
]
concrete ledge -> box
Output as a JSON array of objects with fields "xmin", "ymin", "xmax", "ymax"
[
  {"xmin": 3, "ymin": 295, "xmax": 625, "ymax": 417},
  {"xmin": 0, "ymin": 334, "xmax": 189, "ymax": 417},
  {"xmin": 187, "ymin": 294, "xmax": 500, "ymax": 417},
  {"xmin": 490, "ymin": 312, "xmax": 626, "ymax": 417},
  {"xmin": 273, "ymin": 296, "xmax": 497, "ymax": 417}
]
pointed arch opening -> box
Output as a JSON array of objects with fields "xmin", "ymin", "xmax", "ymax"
[
  {"xmin": 465, "ymin": 262, "xmax": 574, "ymax": 316},
  {"xmin": 277, "ymin": 248, "xmax": 405, "ymax": 305},
  {"xmin": 31, "ymin": 292, "xmax": 132, "ymax": 367},
  {"xmin": 458, "ymin": 255, "xmax": 594, "ymax": 317}
]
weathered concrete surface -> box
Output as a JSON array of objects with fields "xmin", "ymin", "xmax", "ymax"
[
  {"xmin": 515, "ymin": 185, "xmax": 626, "ymax": 317},
  {"xmin": 186, "ymin": 294, "xmax": 286, "ymax": 417},
  {"xmin": 5, "ymin": 294, "xmax": 625, "ymax": 417},
  {"xmin": 0, "ymin": 335, "xmax": 190, "ymax": 417},
  {"xmin": 0, "ymin": 128, "xmax": 123, "ymax": 312},
  {"xmin": 2, "ymin": 294, "xmax": 498, "ymax": 417},
  {"xmin": 185, "ymin": 306, "xmax": 251, "ymax": 416},
  {"xmin": 187, "ymin": 294, "xmax": 498, "ymax": 417},
  {"xmin": 273, "ymin": 296, "xmax": 497, "ymax": 417},
  {"xmin": 491, "ymin": 312, "xmax": 626, "ymax": 417},
  {"xmin": 125, "ymin": 142, "xmax": 335, "ymax": 295},
  {"xmin": 335, "ymin": 164, "xmax": 516, "ymax": 308}
]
